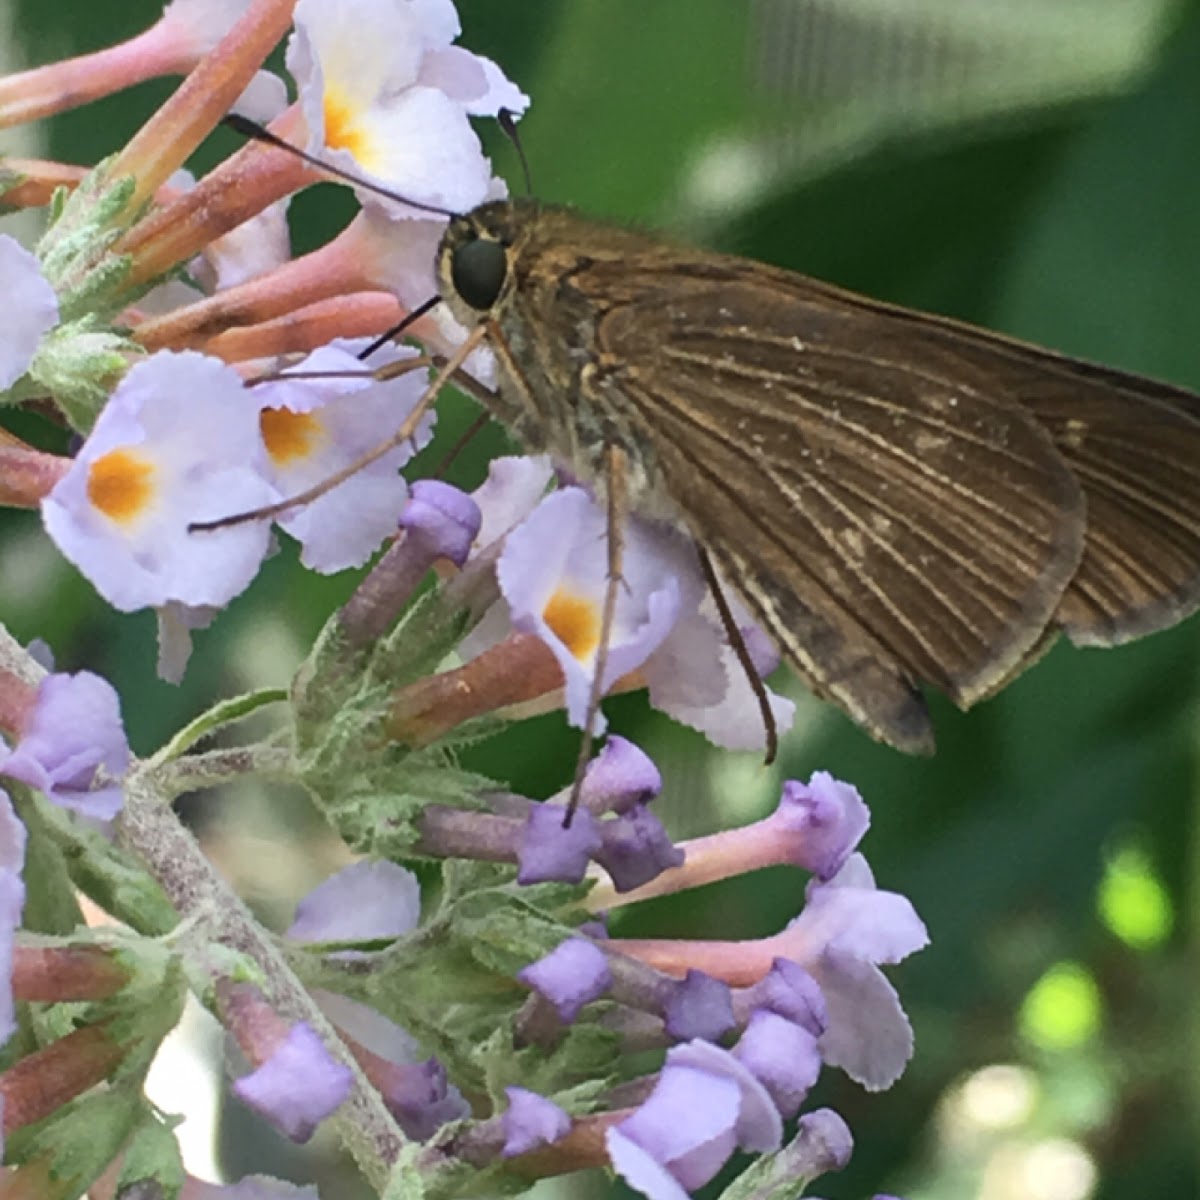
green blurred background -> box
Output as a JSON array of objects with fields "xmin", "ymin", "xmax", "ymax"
[{"xmin": 3, "ymin": 1, "xmax": 1200, "ymax": 1197}]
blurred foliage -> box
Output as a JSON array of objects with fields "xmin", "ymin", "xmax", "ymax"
[{"xmin": 3, "ymin": 1, "xmax": 1200, "ymax": 1198}]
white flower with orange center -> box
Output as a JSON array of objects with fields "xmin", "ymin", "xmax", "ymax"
[
  {"xmin": 485, "ymin": 480, "xmax": 794, "ymax": 750},
  {"xmin": 496, "ymin": 487, "xmax": 703, "ymax": 735},
  {"xmin": 287, "ymin": 0, "xmax": 528, "ymax": 217},
  {"xmin": 252, "ymin": 340, "xmax": 436, "ymax": 573},
  {"xmin": 41, "ymin": 351, "xmax": 275, "ymax": 613}
]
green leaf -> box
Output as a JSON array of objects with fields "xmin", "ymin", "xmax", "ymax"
[
  {"xmin": 293, "ymin": 591, "xmax": 502, "ymax": 857},
  {"xmin": 33, "ymin": 794, "xmax": 177, "ymax": 937},
  {"xmin": 5, "ymin": 1086, "xmax": 144, "ymax": 1199},
  {"xmin": 98, "ymin": 944, "xmax": 187, "ymax": 1080},
  {"xmin": 148, "ymin": 686, "xmax": 289, "ymax": 766},
  {"xmin": 11, "ymin": 789, "xmax": 84, "ymax": 935},
  {"xmin": 115, "ymin": 1111, "xmax": 185, "ymax": 1200},
  {"xmin": 26, "ymin": 318, "xmax": 136, "ymax": 433}
]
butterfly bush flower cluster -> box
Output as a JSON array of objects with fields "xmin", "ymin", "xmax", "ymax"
[{"xmin": 0, "ymin": 1, "xmax": 927, "ymax": 1197}]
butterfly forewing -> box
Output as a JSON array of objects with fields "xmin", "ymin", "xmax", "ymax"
[{"xmin": 585, "ymin": 266, "xmax": 1088, "ymax": 749}]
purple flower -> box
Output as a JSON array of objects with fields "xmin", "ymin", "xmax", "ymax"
[
  {"xmin": 486, "ymin": 481, "xmax": 794, "ymax": 752},
  {"xmin": 607, "ymin": 1066, "xmax": 739, "ymax": 1197},
  {"xmin": 501, "ymin": 1087, "xmax": 571, "ymax": 1157},
  {"xmin": 663, "ymin": 971, "xmax": 734, "ymax": 1043},
  {"xmin": 774, "ymin": 772, "xmax": 870, "ymax": 880},
  {"xmin": 520, "ymin": 742, "xmax": 678, "ymax": 889},
  {"xmin": 734, "ymin": 1010, "xmax": 822, "ymax": 1118},
  {"xmin": 0, "ymin": 790, "xmax": 25, "ymax": 876},
  {"xmin": 498, "ymin": 488, "xmax": 699, "ymax": 734},
  {"xmin": 671, "ymin": 1040, "xmax": 782, "ymax": 1154},
  {"xmin": 461, "ymin": 463, "xmax": 793, "ymax": 751},
  {"xmin": 641, "ymin": 607, "xmax": 795, "ymax": 752},
  {"xmin": 775, "ymin": 1108, "xmax": 856, "ymax": 1192},
  {"xmin": 607, "ymin": 1039, "xmax": 782, "ymax": 1196},
  {"xmin": 233, "ymin": 1022, "xmax": 353, "ymax": 1142},
  {"xmin": 578, "ymin": 915, "xmax": 608, "ymax": 940},
  {"xmin": 400, "ymin": 480, "xmax": 481, "ymax": 568},
  {"xmin": 517, "ymin": 802, "xmax": 602, "ymax": 885},
  {"xmin": 313, "ymin": 989, "xmax": 468, "ymax": 1140},
  {"xmin": 288, "ymin": 0, "xmax": 526, "ymax": 217},
  {"xmin": 469, "ymin": 455, "xmax": 555, "ymax": 552},
  {"xmin": 518, "ymin": 938, "xmax": 612, "ymax": 1022},
  {"xmin": 740, "ymin": 959, "xmax": 827, "ymax": 1038},
  {"xmin": 382, "ymin": 1055, "xmax": 468, "ymax": 1142},
  {"xmin": 594, "ymin": 805, "xmax": 684, "ymax": 893},
  {"xmin": 155, "ymin": 601, "xmax": 219, "ymax": 685},
  {"xmin": 287, "ymin": 859, "xmax": 421, "ymax": 944},
  {"xmin": 0, "ymin": 671, "xmax": 130, "ymax": 820},
  {"xmin": 578, "ymin": 736, "xmax": 662, "ymax": 814},
  {"xmin": 786, "ymin": 855, "xmax": 928, "ymax": 1090}
]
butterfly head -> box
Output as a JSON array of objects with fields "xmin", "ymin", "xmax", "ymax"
[{"xmin": 437, "ymin": 198, "xmax": 540, "ymax": 323}]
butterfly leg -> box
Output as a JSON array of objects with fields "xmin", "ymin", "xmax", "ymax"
[
  {"xmin": 564, "ymin": 441, "xmax": 628, "ymax": 825},
  {"xmin": 695, "ymin": 545, "xmax": 779, "ymax": 764}
]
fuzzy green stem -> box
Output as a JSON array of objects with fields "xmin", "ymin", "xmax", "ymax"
[
  {"xmin": 116, "ymin": 766, "xmax": 415, "ymax": 1187},
  {"xmin": 142, "ymin": 743, "xmax": 293, "ymax": 801}
]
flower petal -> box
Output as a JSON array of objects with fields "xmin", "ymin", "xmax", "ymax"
[
  {"xmin": 233, "ymin": 1023, "xmax": 352, "ymax": 1142},
  {"xmin": 0, "ymin": 671, "xmax": 129, "ymax": 820},
  {"xmin": 518, "ymin": 803, "xmax": 602, "ymax": 885},
  {"xmin": 501, "ymin": 1087, "xmax": 570, "ymax": 1157},
  {"xmin": 0, "ymin": 236, "xmax": 58, "ymax": 390},
  {"xmin": 518, "ymin": 938, "xmax": 611, "ymax": 1022},
  {"xmin": 288, "ymin": 860, "xmax": 421, "ymax": 944}
]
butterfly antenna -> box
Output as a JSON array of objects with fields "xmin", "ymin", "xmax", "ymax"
[
  {"xmin": 222, "ymin": 114, "xmax": 461, "ymax": 219},
  {"xmin": 497, "ymin": 108, "xmax": 533, "ymax": 196},
  {"xmin": 357, "ymin": 294, "xmax": 443, "ymax": 361}
]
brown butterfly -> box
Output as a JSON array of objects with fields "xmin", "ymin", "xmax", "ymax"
[{"xmin": 430, "ymin": 198, "xmax": 1200, "ymax": 753}]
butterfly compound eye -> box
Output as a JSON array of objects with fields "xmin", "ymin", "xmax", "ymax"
[{"xmin": 450, "ymin": 237, "xmax": 509, "ymax": 311}]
